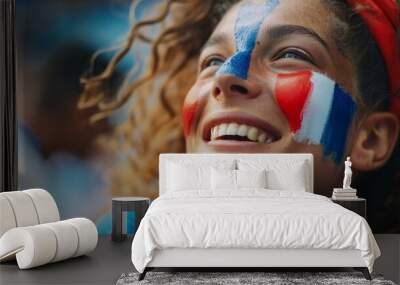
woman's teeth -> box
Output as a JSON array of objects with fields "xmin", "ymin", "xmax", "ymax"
[{"xmin": 210, "ymin": 123, "xmax": 274, "ymax": 143}]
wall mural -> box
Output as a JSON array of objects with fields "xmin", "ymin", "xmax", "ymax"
[{"xmin": 17, "ymin": 0, "xmax": 400, "ymax": 234}]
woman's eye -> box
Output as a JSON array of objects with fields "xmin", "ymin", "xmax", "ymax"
[
  {"xmin": 202, "ymin": 57, "xmax": 225, "ymax": 69},
  {"xmin": 276, "ymin": 49, "xmax": 312, "ymax": 63}
]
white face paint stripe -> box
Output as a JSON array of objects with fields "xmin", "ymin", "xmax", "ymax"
[{"xmin": 295, "ymin": 73, "xmax": 335, "ymax": 144}]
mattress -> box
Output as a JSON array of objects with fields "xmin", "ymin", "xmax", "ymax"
[{"xmin": 131, "ymin": 190, "xmax": 380, "ymax": 273}]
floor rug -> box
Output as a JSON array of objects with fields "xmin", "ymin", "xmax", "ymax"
[{"xmin": 116, "ymin": 271, "xmax": 396, "ymax": 285}]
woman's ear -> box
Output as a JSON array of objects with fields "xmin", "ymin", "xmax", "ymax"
[{"xmin": 350, "ymin": 112, "xmax": 399, "ymax": 171}]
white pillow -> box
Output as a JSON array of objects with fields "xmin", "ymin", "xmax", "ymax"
[
  {"xmin": 237, "ymin": 159, "xmax": 308, "ymax": 191},
  {"xmin": 167, "ymin": 162, "xmax": 210, "ymax": 191},
  {"xmin": 211, "ymin": 169, "xmax": 267, "ymax": 191},
  {"xmin": 236, "ymin": 169, "xmax": 267, "ymax": 188},
  {"xmin": 166, "ymin": 160, "xmax": 236, "ymax": 192},
  {"xmin": 267, "ymin": 167, "xmax": 307, "ymax": 191},
  {"xmin": 211, "ymin": 168, "xmax": 236, "ymax": 190}
]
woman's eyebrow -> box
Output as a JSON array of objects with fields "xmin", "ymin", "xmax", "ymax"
[
  {"xmin": 201, "ymin": 33, "xmax": 230, "ymax": 53},
  {"xmin": 201, "ymin": 25, "xmax": 331, "ymax": 55},
  {"xmin": 265, "ymin": 25, "xmax": 331, "ymax": 53}
]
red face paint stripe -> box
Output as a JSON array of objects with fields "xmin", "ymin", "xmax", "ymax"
[
  {"xmin": 182, "ymin": 101, "xmax": 199, "ymax": 137},
  {"xmin": 275, "ymin": 70, "xmax": 313, "ymax": 132}
]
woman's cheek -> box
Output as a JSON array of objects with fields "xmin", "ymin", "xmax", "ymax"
[
  {"xmin": 274, "ymin": 70, "xmax": 357, "ymax": 164},
  {"xmin": 182, "ymin": 80, "xmax": 214, "ymax": 138},
  {"xmin": 182, "ymin": 100, "xmax": 199, "ymax": 137}
]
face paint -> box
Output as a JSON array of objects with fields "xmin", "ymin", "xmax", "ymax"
[
  {"xmin": 182, "ymin": 101, "xmax": 199, "ymax": 137},
  {"xmin": 182, "ymin": 81, "xmax": 213, "ymax": 137},
  {"xmin": 275, "ymin": 71, "xmax": 357, "ymax": 164},
  {"xmin": 217, "ymin": 0, "xmax": 280, "ymax": 80},
  {"xmin": 275, "ymin": 71, "xmax": 312, "ymax": 133}
]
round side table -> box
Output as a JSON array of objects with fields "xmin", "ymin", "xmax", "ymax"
[{"xmin": 112, "ymin": 197, "xmax": 150, "ymax": 242}]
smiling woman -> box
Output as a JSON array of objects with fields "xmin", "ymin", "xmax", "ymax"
[{"xmin": 80, "ymin": 0, "xmax": 400, "ymax": 233}]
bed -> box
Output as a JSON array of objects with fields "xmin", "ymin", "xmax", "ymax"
[{"xmin": 131, "ymin": 153, "xmax": 380, "ymax": 281}]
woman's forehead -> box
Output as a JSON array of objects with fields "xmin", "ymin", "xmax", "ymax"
[{"xmin": 214, "ymin": 0, "xmax": 334, "ymax": 44}]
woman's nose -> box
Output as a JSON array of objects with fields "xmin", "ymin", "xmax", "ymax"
[{"xmin": 212, "ymin": 74, "xmax": 262, "ymax": 100}]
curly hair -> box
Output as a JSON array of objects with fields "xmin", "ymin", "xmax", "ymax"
[
  {"xmin": 79, "ymin": 0, "xmax": 399, "ymax": 232},
  {"xmin": 79, "ymin": 0, "xmax": 239, "ymax": 200}
]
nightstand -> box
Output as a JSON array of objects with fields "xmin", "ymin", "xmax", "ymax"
[
  {"xmin": 112, "ymin": 197, "xmax": 151, "ymax": 242},
  {"xmin": 331, "ymin": 198, "xmax": 366, "ymax": 219}
]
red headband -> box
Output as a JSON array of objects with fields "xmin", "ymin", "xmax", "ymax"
[{"xmin": 347, "ymin": 0, "xmax": 400, "ymax": 119}]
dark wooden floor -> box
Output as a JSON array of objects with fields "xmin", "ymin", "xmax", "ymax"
[
  {"xmin": 0, "ymin": 236, "xmax": 134, "ymax": 285},
  {"xmin": 1, "ymin": 235, "xmax": 398, "ymax": 284}
]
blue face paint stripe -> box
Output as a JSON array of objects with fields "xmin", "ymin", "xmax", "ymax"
[
  {"xmin": 217, "ymin": 0, "xmax": 280, "ymax": 79},
  {"xmin": 320, "ymin": 85, "xmax": 357, "ymax": 164}
]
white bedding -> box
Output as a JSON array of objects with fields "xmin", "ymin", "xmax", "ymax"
[{"xmin": 131, "ymin": 190, "xmax": 380, "ymax": 273}]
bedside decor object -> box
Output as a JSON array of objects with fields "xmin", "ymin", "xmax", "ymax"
[
  {"xmin": 332, "ymin": 188, "xmax": 358, "ymax": 200},
  {"xmin": 0, "ymin": 189, "xmax": 98, "ymax": 269},
  {"xmin": 112, "ymin": 197, "xmax": 150, "ymax": 242},
  {"xmin": 331, "ymin": 198, "xmax": 366, "ymax": 219},
  {"xmin": 332, "ymin": 157, "xmax": 358, "ymax": 200},
  {"xmin": 343, "ymin": 156, "xmax": 353, "ymax": 190}
]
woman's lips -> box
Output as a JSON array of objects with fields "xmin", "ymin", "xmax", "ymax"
[{"xmin": 202, "ymin": 111, "xmax": 282, "ymax": 144}]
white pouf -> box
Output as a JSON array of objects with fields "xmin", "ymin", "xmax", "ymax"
[
  {"xmin": 0, "ymin": 189, "xmax": 98, "ymax": 269},
  {"xmin": 0, "ymin": 218, "xmax": 98, "ymax": 269}
]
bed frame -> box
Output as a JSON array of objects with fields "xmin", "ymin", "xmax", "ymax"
[
  {"xmin": 141, "ymin": 248, "xmax": 370, "ymax": 280},
  {"xmin": 139, "ymin": 154, "xmax": 371, "ymax": 281}
]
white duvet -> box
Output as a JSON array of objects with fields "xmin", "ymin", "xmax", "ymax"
[{"xmin": 131, "ymin": 190, "xmax": 380, "ymax": 273}]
